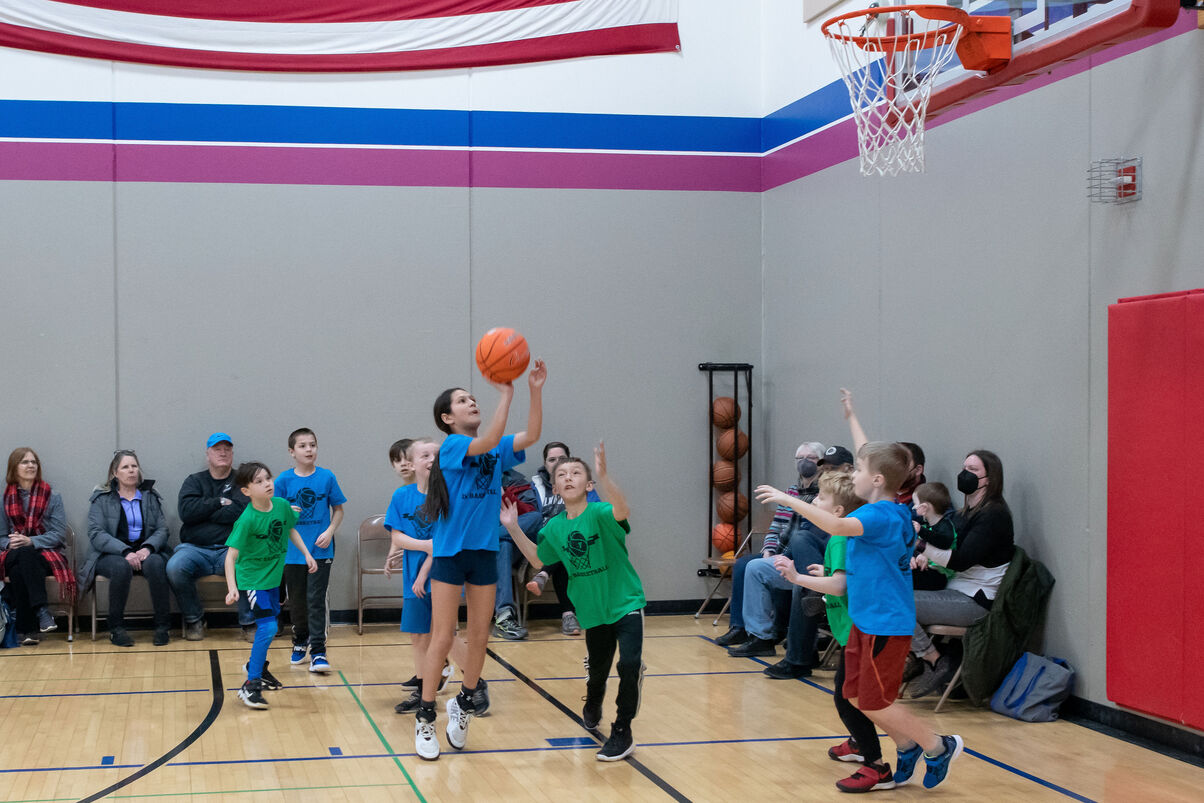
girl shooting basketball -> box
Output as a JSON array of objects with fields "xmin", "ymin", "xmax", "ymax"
[{"xmin": 413, "ymin": 359, "xmax": 547, "ymax": 760}]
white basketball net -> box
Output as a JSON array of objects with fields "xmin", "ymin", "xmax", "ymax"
[{"xmin": 825, "ymin": 9, "xmax": 964, "ymax": 176}]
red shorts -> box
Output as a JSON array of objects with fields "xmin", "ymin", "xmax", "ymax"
[{"xmin": 842, "ymin": 625, "xmax": 911, "ymax": 711}]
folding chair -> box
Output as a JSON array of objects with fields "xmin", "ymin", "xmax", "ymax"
[
  {"xmin": 356, "ymin": 514, "xmax": 404, "ymax": 634},
  {"xmin": 695, "ymin": 530, "xmax": 760, "ymax": 626}
]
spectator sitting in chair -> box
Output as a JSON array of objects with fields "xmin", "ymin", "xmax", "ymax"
[
  {"xmin": 714, "ymin": 441, "xmax": 827, "ymax": 653},
  {"xmin": 1, "ymin": 447, "xmax": 73, "ymax": 645},
  {"xmin": 491, "ymin": 467, "xmax": 541, "ymax": 640},
  {"xmin": 166, "ymin": 433, "xmax": 254, "ymax": 642},
  {"xmin": 907, "ymin": 450, "xmax": 1014, "ymax": 697}
]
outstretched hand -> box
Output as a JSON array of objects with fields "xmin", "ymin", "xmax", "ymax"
[
  {"xmin": 528, "ymin": 359, "xmax": 547, "ymax": 390},
  {"xmin": 594, "ymin": 440, "xmax": 608, "ymax": 478},
  {"xmin": 755, "ymin": 484, "xmax": 788, "ymax": 507},
  {"xmin": 772, "ymin": 554, "xmax": 799, "ymax": 583},
  {"xmin": 499, "ymin": 497, "xmax": 518, "ymax": 528},
  {"xmin": 840, "ymin": 387, "xmax": 854, "ymax": 420}
]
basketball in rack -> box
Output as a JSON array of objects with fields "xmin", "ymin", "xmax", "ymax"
[{"xmin": 822, "ymin": 5, "xmax": 1012, "ymax": 176}]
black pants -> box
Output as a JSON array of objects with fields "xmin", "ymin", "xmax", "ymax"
[
  {"xmin": 585, "ymin": 609, "xmax": 645, "ymax": 728},
  {"xmin": 3, "ymin": 546, "xmax": 50, "ymax": 632},
  {"xmin": 95, "ymin": 552, "xmax": 172, "ymax": 629},
  {"xmin": 546, "ymin": 562, "xmax": 574, "ymax": 616},
  {"xmin": 284, "ymin": 560, "xmax": 332, "ymax": 653},
  {"xmin": 833, "ymin": 646, "xmax": 883, "ymax": 764}
]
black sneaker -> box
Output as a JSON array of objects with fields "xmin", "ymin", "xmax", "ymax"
[
  {"xmin": 801, "ymin": 594, "xmax": 827, "ymax": 618},
  {"xmin": 714, "ymin": 626, "xmax": 748, "ymax": 648},
  {"xmin": 763, "ymin": 659, "xmax": 811, "ymax": 679},
  {"xmin": 470, "ymin": 678, "xmax": 490, "ymax": 716},
  {"xmin": 596, "ymin": 723, "xmax": 635, "ymax": 762},
  {"xmin": 153, "ymin": 626, "xmax": 170, "ymax": 646},
  {"xmin": 109, "ymin": 628, "xmax": 134, "ymax": 648},
  {"xmin": 582, "ymin": 698, "xmax": 602, "ymax": 730},
  {"xmin": 21, "ymin": 632, "xmax": 40, "ymax": 645},
  {"xmin": 901, "ymin": 654, "xmax": 925, "ymax": 686},
  {"xmin": 238, "ymin": 679, "xmax": 269, "ymax": 709},
  {"xmin": 246, "ymin": 661, "xmax": 284, "ymax": 691},
  {"xmin": 395, "ymin": 689, "xmax": 422, "ymax": 714},
  {"xmin": 37, "ymin": 607, "xmax": 57, "ymax": 633},
  {"xmin": 727, "ymin": 636, "xmax": 776, "ymax": 657},
  {"xmin": 400, "ymin": 674, "xmax": 421, "ymax": 691},
  {"xmin": 492, "ymin": 608, "xmax": 528, "ymax": 640}
]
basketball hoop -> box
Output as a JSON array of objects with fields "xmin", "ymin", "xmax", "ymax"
[{"xmin": 822, "ymin": 5, "xmax": 1011, "ymax": 176}]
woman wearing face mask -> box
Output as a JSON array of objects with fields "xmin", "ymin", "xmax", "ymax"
[{"xmin": 906, "ymin": 449, "xmax": 1014, "ymax": 697}]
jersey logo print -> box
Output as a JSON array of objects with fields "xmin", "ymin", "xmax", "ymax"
[
  {"xmin": 406, "ymin": 509, "xmax": 434, "ymax": 540},
  {"xmin": 474, "ymin": 453, "xmax": 498, "ymax": 490},
  {"xmin": 564, "ymin": 529, "xmax": 599, "ymax": 571},
  {"xmin": 292, "ymin": 487, "xmax": 327, "ymax": 520}
]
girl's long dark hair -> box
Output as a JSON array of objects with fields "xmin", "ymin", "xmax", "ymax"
[
  {"xmin": 419, "ymin": 388, "xmax": 459, "ymax": 521},
  {"xmin": 962, "ymin": 449, "xmax": 1009, "ymax": 516}
]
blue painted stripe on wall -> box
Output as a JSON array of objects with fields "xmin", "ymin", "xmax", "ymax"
[
  {"xmin": 0, "ymin": 100, "xmax": 762, "ymax": 153},
  {"xmin": 761, "ymin": 79, "xmax": 851, "ymax": 152}
]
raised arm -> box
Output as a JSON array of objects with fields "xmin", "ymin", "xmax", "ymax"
[
  {"xmin": 500, "ymin": 499, "xmax": 542, "ymax": 569},
  {"xmin": 594, "ymin": 442, "xmax": 629, "ymax": 522},
  {"xmin": 467, "ymin": 383, "xmax": 514, "ymax": 457},
  {"xmin": 512, "ymin": 359, "xmax": 546, "ymax": 452},
  {"xmin": 755, "ymin": 484, "xmax": 863, "ymax": 538},
  {"xmin": 840, "ymin": 387, "xmax": 868, "ymax": 455}
]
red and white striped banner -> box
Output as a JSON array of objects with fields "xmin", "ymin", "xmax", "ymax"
[{"xmin": 0, "ymin": 0, "xmax": 679, "ymax": 72}]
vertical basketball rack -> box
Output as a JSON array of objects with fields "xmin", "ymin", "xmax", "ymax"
[{"xmin": 696, "ymin": 362, "xmax": 753, "ymax": 618}]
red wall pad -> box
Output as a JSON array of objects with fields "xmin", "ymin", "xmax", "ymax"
[{"xmin": 1107, "ymin": 289, "xmax": 1204, "ymax": 729}]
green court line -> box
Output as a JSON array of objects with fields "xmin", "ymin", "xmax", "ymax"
[
  {"xmin": 6, "ymin": 781, "xmax": 413, "ymax": 802},
  {"xmin": 338, "ymin": 669, "xmax": 426, "ymax": 803}
]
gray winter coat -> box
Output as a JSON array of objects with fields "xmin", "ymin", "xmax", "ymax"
[{"xmin": 77, "ymin": 479, "xmax": 171, "ymax": 590}]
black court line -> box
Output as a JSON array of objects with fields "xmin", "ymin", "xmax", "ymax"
[
  {"xmin": 76, "ymin": 650, "xmax": 223, "ymax": 803},
  {"xmin": 486, "ymin": 647, "xmax": 692, "ymax": 803}
]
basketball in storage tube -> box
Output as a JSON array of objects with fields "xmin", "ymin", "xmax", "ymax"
[{"xmin": 475, "ymin": 327, "xmax": 530, "ymax": 383}]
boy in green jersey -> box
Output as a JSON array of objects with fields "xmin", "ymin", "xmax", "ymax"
[
  {"xmin": 774, "ymin": 469, "xmax": 897, "ymax": 793},
  {"xmin": 224, "ymin": 461, "xmax": 316, "ymax": 710},
  {"xmin": 500, "ymin": 441, "xmax": 644, "ymax": 762}
]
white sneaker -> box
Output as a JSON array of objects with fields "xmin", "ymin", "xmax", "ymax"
[
  {"xmin": 415, "ymin": 716, "xmax": 440, "ymax": 761},
  {"xmin": 445, "ymin": 696, "xmax": 471, "ymax": 750}
]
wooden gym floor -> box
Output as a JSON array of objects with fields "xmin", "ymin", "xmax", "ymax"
[{"xmin": 0, "ymin": 615, "xmax": 1200, "ymax": 802}]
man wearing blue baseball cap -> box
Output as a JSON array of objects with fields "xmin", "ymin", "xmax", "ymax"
[{"xmin": 166, "ymin": 433, "xmax": 253, "ymax": 641}]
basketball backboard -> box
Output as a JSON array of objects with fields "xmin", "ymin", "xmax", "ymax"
[{"xmin": 923, "ymin": 0, "xmax": 1182, "ymax": 117}]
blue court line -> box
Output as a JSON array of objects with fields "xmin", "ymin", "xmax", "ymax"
[
  {"xmin": 0, "ymin": 688, "xmax": 208, "ymax": 700},
  {"xmin": 327, "ymin": 747, "xmax": 342, "ymax": 756},
  {"xmin": 100, "ymin": 757, "xmax": 114, "ymax": 766},
  {"xmin": 546, "ymin": 737, "xmax": 595, "ymax": 748}
]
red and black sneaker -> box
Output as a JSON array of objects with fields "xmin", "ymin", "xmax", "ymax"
[
  {"xmin": 828, "ymin": 738, "xmax": 865, "ymax": 763},
  {"xmin": 836, "ymin": 762, "xmax": 896, "ymax": 793}
]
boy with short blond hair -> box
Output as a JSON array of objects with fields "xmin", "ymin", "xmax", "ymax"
[{"xmin": 757, "ymin": 438, "xmax": 964, "ymax": 791}]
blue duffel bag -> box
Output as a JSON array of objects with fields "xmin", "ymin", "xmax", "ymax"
[{"xmin": 989, "ymin": 651, "xmax": 1075, "ymax": 722}]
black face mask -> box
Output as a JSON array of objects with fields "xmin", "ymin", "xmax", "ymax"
[
  {"xmin": 797, "ymin": 459, "xmax": 818, "ymax": 479},
  {"xmin": 956, "ymin": 469, "xmax": 981, "ymax": 495}
]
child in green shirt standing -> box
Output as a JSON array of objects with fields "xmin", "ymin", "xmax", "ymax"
[
  {"xmin": 500, "ymin": 441, "xmax": 644, "ymax": 762},
  {"xmin": 224, "ymin": 461, "xmax": 316, "ymax": 710}
]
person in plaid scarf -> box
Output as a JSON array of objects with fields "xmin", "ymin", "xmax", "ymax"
[{"xmin": 1, "ymin": 447, "xmax": 73, "ymax": 645}]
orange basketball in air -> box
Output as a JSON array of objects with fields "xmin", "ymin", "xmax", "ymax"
[
  {"xmin": 475, "ymin": 327, "xmax": 530, "ymax": 383},
  {"xmin": 711, "ymin": 523, "xmax": 737, "ymax": 553},
  {"xmin": 716, "ymin": 492, "xmax": 749, "ymax": 524},
  {"xmin": 712, "ymin": 459, "xmax": 738, "ymax": 491},
  {"xmin": 712, "ymin": 396, "xmax": 741, "ymax": 429},
  {"xmin": 716, "ymin": 429, "xmax": 749, "ymax": 461}
]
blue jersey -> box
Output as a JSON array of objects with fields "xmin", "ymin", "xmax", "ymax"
[
  {"xmin": 274, "ymin": 467, "xmax": 347, "ymax": 563},
  {"xmin": 846, "ymin": 500, "xmax": 916, "ymax": 636},
  {"xmin": 384, "ymin": 484, "xmax": 435, "ymax": 599},
  {"xmin": 432, "ymin": 433, "xmax": 525, "ymax": 557}
]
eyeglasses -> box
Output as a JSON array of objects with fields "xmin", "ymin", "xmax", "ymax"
[{"xmin": 18, "ymin": 459, "xmax": 38, "ymax": 466}]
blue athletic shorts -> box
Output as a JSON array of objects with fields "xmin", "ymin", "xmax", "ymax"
[
  {"xmin": 401, "ymin": 595, "xmax": 433, "ymax": 634},
  {"xmin": 242, "ymin": 587, "xmax": 281, "ymax": 619},
  {"xmin": 431, "ymin": 549, "xmax": 498, "ymax": 586}
]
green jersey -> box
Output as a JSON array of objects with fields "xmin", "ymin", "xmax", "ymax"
[
  {"xmin": 537, "ymin": 502, "xmax": 645, "ymax": 630},
  {"xmin": 226, "ymin": 497, "xmax": 298, "ymax": 590},
  {"xmin": 823, "ymin": 535, "xmax": 852, "ymax": 646}
]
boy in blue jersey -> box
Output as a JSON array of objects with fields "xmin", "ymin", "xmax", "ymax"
[
  {"xmin": 756, "ymin": 438, "xmax": 964, "ymax": 792},
  {"xmin": 274, "ymin": 428, "xmax": 346, "ymax": 674}
]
